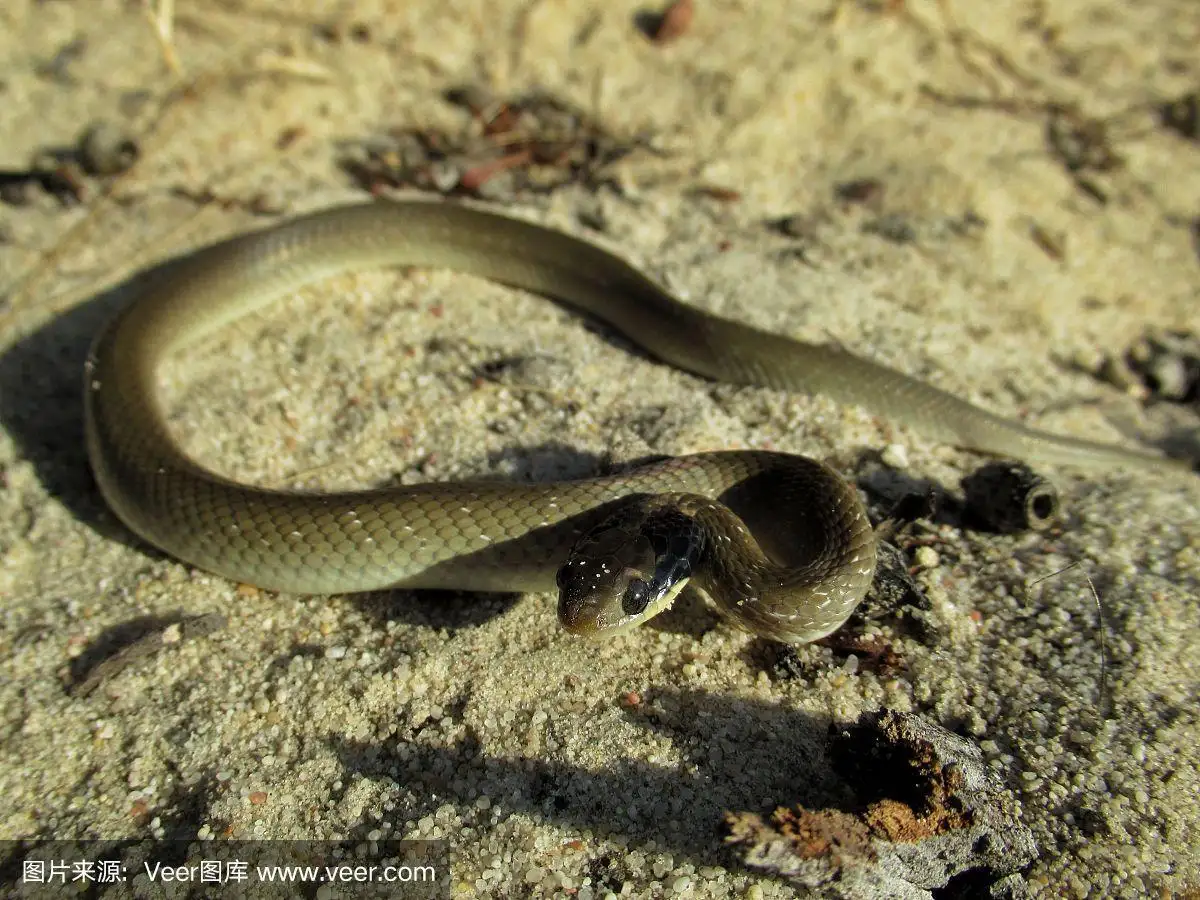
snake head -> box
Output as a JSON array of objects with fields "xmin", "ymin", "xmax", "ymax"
[{"xmin": 556, "ymin": 501, "xmax": 700, "ymax": 637}]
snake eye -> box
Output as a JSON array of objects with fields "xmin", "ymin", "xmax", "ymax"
[{"xmin": 621, "ymin": 579, "xmax": 652, "ymax": 617}]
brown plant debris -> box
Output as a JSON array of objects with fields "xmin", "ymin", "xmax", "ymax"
[
  {"xmin": 341, "ymin": 88, "xmax": 656, "ymax": 199},
  {"xmin": 725, "ymin": 710, "xmax": 1037, "ymax": 898}
]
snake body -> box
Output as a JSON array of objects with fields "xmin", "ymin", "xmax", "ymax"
[{"xmin": 84, "ymin": 200, "xmax": 1180, "ymax": 643}]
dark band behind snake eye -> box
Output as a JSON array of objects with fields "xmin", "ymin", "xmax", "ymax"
[{"xmin": 618, "ymin": 508, "xmax": 705, "ymax": 618}]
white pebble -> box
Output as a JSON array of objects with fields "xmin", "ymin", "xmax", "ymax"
[
  {"xmin": 881, "ymin": 443, "xmax": 909, "ymax": 468},
  {"xmin": 914, "ymin": 546, "xmax": 940, "ymax": 569}
]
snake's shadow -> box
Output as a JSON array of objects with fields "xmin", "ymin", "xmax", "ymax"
[
  {"xmin": 74, "ymin": 684, "xmax": 841, "ymax": 874},
  {"xmin": 328, "ymin": 685, "xmax": 843, "ymax": 873},
  {"xmin": 0, "ymin": 269, "xmax": 140, "ymax": 548}
]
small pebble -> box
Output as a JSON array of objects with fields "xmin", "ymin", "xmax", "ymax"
[
  {"xmin": 650, "ymin": 0, "xmax": 693, "ymax": 44},
  {"xmin": 914, "ymin": 546, "xmax": 940, "ymax": 569},
  {"xmin": 78, "ymin": 121, "xmax": 139, "ymax": 176},
  {"xmin": 880, "ymin": 443, "xmax": 909, "ymax": 469},
  {"xmin": 1147, "ymin": 353, "xmax": 1190, "ymax": 399},
  {"xmin": 1121, "ymin": 329, "xmax": 1200, "ymax": 401}
]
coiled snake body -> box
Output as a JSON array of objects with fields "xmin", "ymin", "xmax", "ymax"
[{"xmin": 84, "ymin": 200, "xmax": 1180, "ymax": 643}]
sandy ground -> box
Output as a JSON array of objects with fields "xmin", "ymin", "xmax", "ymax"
[{"xmin": 1, "ymin": 1, "xmax": 1198, "ymax": 897}]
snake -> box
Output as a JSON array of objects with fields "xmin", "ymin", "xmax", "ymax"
[{"xmin": 83, "ymin": 199, "xmax": 1185, "ymax": 645}]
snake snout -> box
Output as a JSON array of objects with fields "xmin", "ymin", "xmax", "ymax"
[{"xmin": 555, "ymin": 537, "xmax": 653, "ymax": 636}]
